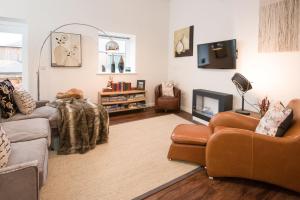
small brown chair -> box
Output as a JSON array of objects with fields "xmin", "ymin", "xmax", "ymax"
[{"xmin": 155, "ymin": 84, "xmax": 181, "ymax": 112}]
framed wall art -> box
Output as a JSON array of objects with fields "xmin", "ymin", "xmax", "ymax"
[
  {"xmin": 174, "ymin": 25, "xmax": 194, "ymax": 57},
  {"xmin": 51, "ymin": 32, "xmax": 82, "ymax": 67},
  {"xmin": 136, "ymin": 80, "xmax": 145, "ymax": 90}
]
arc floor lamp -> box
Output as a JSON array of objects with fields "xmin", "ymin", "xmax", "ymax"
[{"xmin": 37, "ymin": 22, "xmax": 119, "ymax": 100}]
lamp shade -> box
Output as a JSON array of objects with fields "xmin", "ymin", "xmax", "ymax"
[
  {"xmin": 106, "ymin": 40, "xmax": 119, "ymax": 51},
  {"xmin": 231, "ymin": 73, "xmax": 252, "ymax": 93}
]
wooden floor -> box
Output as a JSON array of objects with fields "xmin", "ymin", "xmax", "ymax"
[
  {"xmin": 110, "ymin": 107, "xmax": 195, "ymax": 126},
  {"xmin": 110, "ymin": 108, "xmax": 300, "ymax": 200}
]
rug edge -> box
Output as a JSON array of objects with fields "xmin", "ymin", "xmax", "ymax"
[{"xmin": 132, "ymin": 166, "xmax": 203, "ymax": 200}]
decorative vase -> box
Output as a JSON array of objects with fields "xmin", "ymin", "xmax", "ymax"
[
  {"xmin": 54, "ymin": 45, "xmax": 67, "ymax": 66},
  {"xmin": 118, "ymin": 56, "xmax": 124, "ymax": 73},
  {"xmin": 102, "ymin": 65, "xmax": 106, "ymax": 72},
  {"xmin": 65, "ymin": 56, "xmax": 79, "ymax": 67},
  {"xmin": 111, "ymin": 55, "xmax": 115, "ymax": 73},
  {"xmin": 260, "ymin": 110, "xmax": 266, "ymax": 118},
  {"xmin": 176, "ymin": 40, "xmax": 184, "ymax": 54}
]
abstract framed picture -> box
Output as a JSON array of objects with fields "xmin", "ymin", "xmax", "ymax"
[
  {"xmin": 174, "ymin": 25, "xmax": 194, "ymax": 57},
  {"xmin": 51, "ymin": 32, "xmax": 82, "ymax": 67}
]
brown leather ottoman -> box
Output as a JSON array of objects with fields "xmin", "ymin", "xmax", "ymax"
[{"xmin": 167, "ymin": 124, "xmax": 211, "ymax": 166}]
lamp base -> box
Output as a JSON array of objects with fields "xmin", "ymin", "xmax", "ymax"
[{"xmin": 235, "ymin": 109, "xmax": 251, "ymax": 115}]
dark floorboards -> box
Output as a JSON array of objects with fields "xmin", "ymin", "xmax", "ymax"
[
  {"xmin": 110, "ymin": 107, "xmax": 300, "ymax": 200},
  {"xmin": 110, "ymin": 107, "xmax": 197, "ymax": 126}
]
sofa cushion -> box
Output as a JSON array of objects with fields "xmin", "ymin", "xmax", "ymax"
[
  {"xmin": 0, "ymin": 79, "xmax": 17, "ymax": 119},
  {"xmin": 162, "ymin": 81, "xmax": 174, "ymax": 97},
  {"xmin": 1, "ymin": 106, "xmax": 59, "ymax": 129},
  {"xmin": 7, "ymin": 138, "xmax": 48, "ymax": 188},
  {"xmin": 0, "ymin": 126, "xmax": 11, "ymax": 168},
  {"xmin": 256, "ymin": 102, "xmax": 293, "ymax": 137},
  {"xmin": 2, "ymin": 118, "xmax": 51, "ymax": 145},
  {"xmin": 13, "ymin": 89, "xmax": 36, "ymax": 115}
]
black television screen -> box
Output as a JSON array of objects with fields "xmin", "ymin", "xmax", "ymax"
[{"xmin": 197, "ymin": 39, "xmax": 237, "ymax": 69}]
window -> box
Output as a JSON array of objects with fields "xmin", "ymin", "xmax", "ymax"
[
  {"xmin": 0, "ymin": 20, "xmax": 27, "ymax": 88},
  {"xmin": 98, "ymin": 33, "xmax": 136, "ymax": 74}
]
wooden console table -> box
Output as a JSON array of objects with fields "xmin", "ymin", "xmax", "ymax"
[{"xmin": 98, "ymin": 90, "xmax": 146, "ymax": 114}]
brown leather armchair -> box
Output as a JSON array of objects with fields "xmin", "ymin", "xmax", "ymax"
[
  {"xmin": 155, "ymin": 84, "xmax": 181, "ymax": 112},
  {"xmin": 206, "ymin": 99, "xmax": 300, "ymax": 193}
]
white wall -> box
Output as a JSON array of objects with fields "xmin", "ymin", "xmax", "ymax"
[
  {"xmin": 232, "ymin": 0, "xmax": 300, "ymax": 106},
  {"xmin": 0, "ymin": 0, "xmax": 169, "ymax": 104},
  {"xmin": 169, "ymin": 0, "xmax": 300, "ymax": 113},
  {"xmin": 168, "ymin": 0, "xmax": 236, "ymax": 112}
]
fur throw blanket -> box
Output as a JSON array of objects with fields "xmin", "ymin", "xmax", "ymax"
[{"xmin": 49, "ymin": 98, "xmax": 109, "ymax": 154}]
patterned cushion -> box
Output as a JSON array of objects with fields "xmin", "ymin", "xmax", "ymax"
[
  {"xmin": 0, "ymin": 126, "xmax": 11, "ymax": 168},
  {"xmin": 13, "ymin": 89, "xmax": 36, "ymax": 115},
  {"xmin": 256, "ymin": 102, "xmax": 293, "ymax": 137},
  {"xmin": 0, "ymin": 79, "xmax": 17, "ymax": 118},
  {"xmin": 162, "ymin": 82, "xmax": 174, "ymax": 97}
]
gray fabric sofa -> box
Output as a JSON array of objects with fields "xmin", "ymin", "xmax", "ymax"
[
  {"xmin": 1, "ymin": 100, "xmax": 59, "ymax": 129},
  {"xmin": 0, "ymin": 101, "xmax": 57, "ymax": 200}
]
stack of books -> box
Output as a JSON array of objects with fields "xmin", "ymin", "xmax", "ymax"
[{"xmin": 111, "ymin": 82, "xmax": 132, "ymax": 92}]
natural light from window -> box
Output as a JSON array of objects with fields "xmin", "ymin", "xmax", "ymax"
[
  {"xmin": 98, "ymin": 33, "xmax": 136, "ymax": 74},
  {"xmin": 0, "ymin": 32, "xmax": 23, "ymax": 85}
]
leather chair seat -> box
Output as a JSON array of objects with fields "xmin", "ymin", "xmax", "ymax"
[
  {"xmin": 155, "ymin": 84, "xmax": 181, "ymax": 112},
  {"xmin": 171, "ymin": 124, "xmax": 211, "ymax": 145},
  {"xmin": 168, "ymin": 124, "xmax": 211, "ymax": 165}
]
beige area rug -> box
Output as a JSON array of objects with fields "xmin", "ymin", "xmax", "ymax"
[{"xmin": 41, "ymin": 114, "xmax": 198, "ymax": 200}]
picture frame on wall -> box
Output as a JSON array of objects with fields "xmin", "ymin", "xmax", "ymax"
[
  {"xmin": 136, "ymin": 80, "xmax": 145, "ymax": 90},
  {"xmin": 51, "ymin": 32, "xmax": 82, "ymax": 67},
  {"xmin": 174, "ymin": 25, "xmax": 194, "ymax": 57}
]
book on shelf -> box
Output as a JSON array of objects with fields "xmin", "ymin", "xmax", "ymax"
[
  {"xmin": 110, "ymin": 82, "xmax": 132, "ymax": 92},
  {"xmin": 102, "ymin": 94, "xmax": 145, "ymax": 103}
]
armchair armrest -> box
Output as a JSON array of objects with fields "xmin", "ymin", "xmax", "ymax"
[
  {"xmin": 36, "ymin": 100, "xmax": 50, "ymax": 108},
  {"xmin": 0, "ymin": 161, "xmax": 39, "ymax": 200},
  {"xmin": 206, "ymin": 128, "xmax": 255, "ymax": 178},
  {"xmin": 174, "ymin": 87, "xmax": 181, "ymax": 98},
  {"xmin": 155, "ymin": 85, "xmax": 161, "ymax": 106},
  {"xmin": 206, "ymin": 128, "xmax": 300, "ymax": 192},
  {"xmin": 209, "ymin": 112, "xmax": 260, "ymax": 132}
]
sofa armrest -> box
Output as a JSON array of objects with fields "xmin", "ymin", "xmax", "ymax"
[
  {"xmin": 36, "ymin": 100, "xmax": 50, "ymax": 108},
  {"xmin": 0, "ymin": 161, "xmax": 39, "ymax": 200},
  {"xmin": 209, "ymin": 112, "xmax": 260, "ymax": 131}
]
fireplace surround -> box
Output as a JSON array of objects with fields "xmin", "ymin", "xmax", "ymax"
[{"xmin": 192, "ymin": 89, "xmax": 233, "ymax": 124}]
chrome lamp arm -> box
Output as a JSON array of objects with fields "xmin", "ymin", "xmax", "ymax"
[{"xmin": 37, "ymin": 22, "xmax": 118, "ymax": 100}]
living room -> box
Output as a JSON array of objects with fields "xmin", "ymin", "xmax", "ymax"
[{"xmin": 0, "ymin": 0, "xmax": 300, "ymax": 199}]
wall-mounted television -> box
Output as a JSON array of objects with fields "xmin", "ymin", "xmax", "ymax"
[{"xmin": 197, "ymin": 39, "xmax": 237, "ymax": 69}]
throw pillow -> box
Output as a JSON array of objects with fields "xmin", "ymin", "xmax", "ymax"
[
  {"xmin": 162, "ymin": 82, "xmax": 174, "ymax": 97},
  {"xmin": 255, "ymin": 102, "xmax": 293, "ymax": 137},
  {"xmin": 0, "ymin": 126, "xmax": 11, "ymax": 168},
  {"xmin": 13, "ymin": 89, "xmax": 36, "ymax": 115},
  {"xmin": 0, "ymin": 79, "xmax": 17, "ymax": 118}
]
